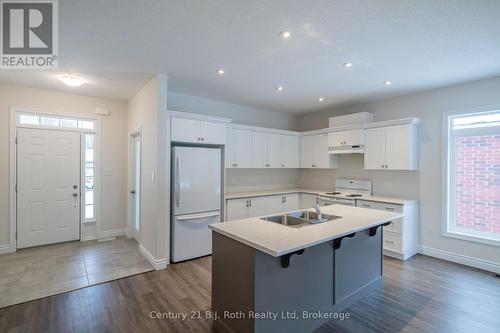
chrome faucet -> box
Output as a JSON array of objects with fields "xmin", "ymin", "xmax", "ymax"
[{"xmin": 313, "ymin": 203, "xmax": 322, "ymax": 219}]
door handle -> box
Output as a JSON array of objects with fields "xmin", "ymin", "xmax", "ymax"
[
  {"xmin": 175, "ymin": 155, "xmax": 180, "ymax": 207},
  {"xmin": 130, "ymin": 190, "xmax": 136, "ymax": 195},
  {"xmin": 177, "ymin": 211, "xmax": 220, "ymax": 222},
  {"xmin": 72, "ymin": 193, "xmax": 78, "ymax": 197}
]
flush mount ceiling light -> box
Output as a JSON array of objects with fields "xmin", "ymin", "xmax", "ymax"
[
  {"xmin": 276, "ymin": 85, "xmax": 284, "ymax": 91},
  {"xmin": 216, "ymin": 69, "xmax": 225, "ymax": 75},
  {"xmin": 343, "ymin": 62, "xmax": 353, "ymax": 68},
  {"xmin": 279, "ymin": 31, "xmax": 291, "ymax": 39},
  {"xmin": 318, "ymin": 97, "xmax": 324, "ymax": 102},
  {"xmin": 59, "ymin": 75, "xmax": 85, "ymax": 87},
  {"xmin": 384, "ymin": 81, "xmax": 393, "ymax": 86}
]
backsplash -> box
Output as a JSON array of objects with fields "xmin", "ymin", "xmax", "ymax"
[{"xmin": 225, "ymin": 169, "xmax": 299, "ymax": 193}]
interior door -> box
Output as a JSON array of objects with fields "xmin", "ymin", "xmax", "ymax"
[
  {"xmin": 17, "ymin": 128, "xmax": 81, "ymax": 248},
  {"xmin": 364, "ymin": 127, "xmax": 387, "ymax": 169}
]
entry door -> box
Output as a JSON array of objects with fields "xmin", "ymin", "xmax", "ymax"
[{"xmin": 17, "ymin": 128, "xmax": 81, "ymax": 248}]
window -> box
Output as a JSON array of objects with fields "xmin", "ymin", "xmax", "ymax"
[
  {"xmin": 446, "ymin": 110, "xmax": 500, "ymax": 244},
  {"xmin": 18, "ymin": 112, "xmax": 95, "ymax": 130},
  {"xmin": 84, "ymin": 133, "xmax": 95, "ymax": 221}
]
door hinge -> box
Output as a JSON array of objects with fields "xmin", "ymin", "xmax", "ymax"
[
  {"xmin": 15, "ymin": 137, "xmax": 18, "ymax": 145},
  {"xmin": 15, "ymin": 184, "xmax": 17, "ymax": 192}
]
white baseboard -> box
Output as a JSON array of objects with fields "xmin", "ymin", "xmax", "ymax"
[
  {"xmin": 98, "ymin": 228, "xmax": 127, "ymax": 239},
  {"xmin": 418, "ymin": 245, "xmax": 500, "ymax": 274},
  {"xmin": 81, "ymin": 235, "xmax": 97, "ymax": 242},
  {"xmin": 138, "ymin": 244, "xmax": 168, "ymax": 270},
  {"xmin": 0, "ymin": 244, "xmax": 12, "ymax": 255}
]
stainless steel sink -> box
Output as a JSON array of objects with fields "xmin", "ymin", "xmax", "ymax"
[{"xmin": 261, "ymin": 210, "xmax": 341, "ymax": 228}]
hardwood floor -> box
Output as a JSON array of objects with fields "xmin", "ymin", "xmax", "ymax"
[{"xmin": 0, "ymin": 254, "xmax": 499, "ymax": 333}]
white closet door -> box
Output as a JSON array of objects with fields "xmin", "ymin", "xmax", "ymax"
[{"xmin": 17, "ymin": 128, "xmax": 81, "ymax": 248}]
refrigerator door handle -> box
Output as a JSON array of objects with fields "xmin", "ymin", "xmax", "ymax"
[
  {"xmin": 177, "ymin": 211, "xmax": 220, "ymax": 222},
  {"xmin": 175, "ymin": 155, "xmax": 180, "ymax": 207}
]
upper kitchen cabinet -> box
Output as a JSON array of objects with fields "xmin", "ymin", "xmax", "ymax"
[
  {"xmin": 328, "ymin": 129, "xmax": 364, "ymax": 147},
  {"xmin": 169, "ymin": 111, "xmax": 232, "ymax": 145},
  {"xmin": 300, "ymin": 133, "xmax": 338, "ymax": 169},
  {"xmin": 364, "ymin": 118, "xmax": 421, "ymax": 170},
  {"xmin": 225, "ymin": 128, "xmax": 252, "ymax": 168},
  {"xmin": 226, "ymin": 124, "xmax": 300, "ymax": 169}
]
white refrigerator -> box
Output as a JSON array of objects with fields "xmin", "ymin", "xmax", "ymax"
[{"xmin": 171, "ymin": 146, "xmax": 222, "ymax": 262}]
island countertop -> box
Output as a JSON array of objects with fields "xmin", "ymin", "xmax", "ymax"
[{"xmin": 209, "ymin": 205, "xmax": 403, "ymax": 257}]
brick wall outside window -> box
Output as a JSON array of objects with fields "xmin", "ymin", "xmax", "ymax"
[{"xmin": 455, "ymin": 134, "xmax": 500, "ymax": 234}]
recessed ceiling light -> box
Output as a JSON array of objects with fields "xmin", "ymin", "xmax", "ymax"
[
  {"xmin": 343, "ymin": 62, "xmax": 353, "ymax": 68},
  {"xmin": 279, "ymin": 31, "xmax": 291, "ymax": 39},
  {"xmin": 276, "ymin": 85, "xmax": 284, "ymax": 91},
  {"xmin": 384, "ymin": 81, "xmax": 392, "ymax": 86},
  {"xmin": 59, "ymin": 75, "xmax": 85, "ymax": 87},
  {"xmin": 216, "ymin": 69, "xmax": 225, "ymax": 75},
  {"xmin": 318, "ymin": 97, "xmax": 324, "ymax": 102}
]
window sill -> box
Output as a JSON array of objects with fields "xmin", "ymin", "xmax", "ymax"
[{"xmin": 443, "ymin": 229, "xmax": 500, "ymax": 247}]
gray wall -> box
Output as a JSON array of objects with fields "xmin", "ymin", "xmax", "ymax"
[
  {"xmin": 168, "ymin": 91, "xmax": 298, "ymax": 130},
  {"xmin": 297, "ymin": 75, "xmax": 500, "ymax": 269}
]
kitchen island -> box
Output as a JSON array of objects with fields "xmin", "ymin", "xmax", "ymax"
[{"xmin": 208, "ymin": 204, "xmax": 403, "ymax": 333}]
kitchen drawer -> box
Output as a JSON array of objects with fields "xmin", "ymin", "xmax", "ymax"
[
  {"xmin": 383, "ymin": 231, "xmax": 402, "ymax": 253},
  {"xmin": 357, "ymin": 200, "xmax": 403, "ymax": 213}
]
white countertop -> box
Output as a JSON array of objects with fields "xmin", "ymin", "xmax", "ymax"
[
  {"xmin": 209, "ymin": 205, "xmax": 403, "ymax": 257},
  {"xmin": 225, "ymin": 188, "xmax": 325, "ymax": 200},
  {"xmin": 355, "ymin": 195, "xmax": 417, "ymax": 205}
]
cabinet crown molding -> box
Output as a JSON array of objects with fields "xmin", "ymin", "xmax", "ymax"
[
  {"xmin": 227, "ymin": 123, "xmax": 301, "ymax": 136},
  {"xmin": 366, "ymin": 118, "xmax": 421, "ymax": 129},
  {"xmin": 167, "ymin": 110, "xmax": 233, "ymax": 124}
]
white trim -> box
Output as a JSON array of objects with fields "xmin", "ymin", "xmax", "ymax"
[
  {"xmin": 139, "ymin": 244, "xmax": 168, "ymax": 270},
  {"xmin": 418, "ymin": 245, "xmax": 500, "ymax": 274},
  {"xmin": 99, "ymin": 228, "xmax": 127, "ymax": 239},
  {"xmin": 227, "ymin": 123, "xmax": 301, "ymax": 136},
  {"xmin": 9, "ymin": 108, "xmax": 17, "ymax": 252},
  {"xmin": 167, "ymin": 110, "xmax": 233, "ymax": 124},
  {"xmin": 0, "ymin": 244, "xmax": 12, "ymax": 255},
  {"xmin": 365, "ymin": 118, "xmax": 421, "ymax": 129}
]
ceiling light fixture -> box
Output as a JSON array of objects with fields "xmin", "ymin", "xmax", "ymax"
[
  {"xmin": 216, "ymin": 69, "xmax": 225, "ymax": 75},
  {"xmin": 343, "ymin": 62, "xmax": 353, "ymax": 68},
  {"xmin": 318, "ymin": 97, "xmax": 324, "ymax": 102},
  {"xmin": 276, "ymin": 86, "xmax": 284, "ymax": 91},
  {"xmin": 384, "ymin": 81, "xmax": 392, "ymax": 86},
  {"xmin": 279, "ymin": 31, "xmax": 291, "ymax": 39},
  {"xmin": 59, "ymin": 75, "xmax": 85, "ymax": 87}
]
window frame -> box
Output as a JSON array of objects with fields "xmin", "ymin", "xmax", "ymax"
[{"xmin": 442, "ymin": 108, "xmax": 500, "ymax": 247}]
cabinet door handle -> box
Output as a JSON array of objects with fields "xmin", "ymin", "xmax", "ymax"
[
  {"xmin": 249, "ymin": 200, "xmax": 252, "ymax": 207},
  {"xmin": 385, "ymin": 240, "xmax": 394, "ymax": 245},
  {"xmin": 362, "ymin": 204, "xmax": 370, "ymax": 207},
  {"xmin": 385, "ymin": 207, "xmax": 394, "ymax": 211},
  {"xmin": 281, "ymin": 164, "xmax": 285, "ymax": 167},
  {"xmin": 385, "ymin": 165, "xmax": 388, "ymax": 168}
]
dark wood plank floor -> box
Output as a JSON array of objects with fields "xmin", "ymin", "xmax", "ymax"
[{"xmin": 0, "ymin": 254, "xmax": 499, "ymax": 333}]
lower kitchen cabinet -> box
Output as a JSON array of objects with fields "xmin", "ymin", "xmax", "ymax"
[
  {"xmin": 225, "ymin": 193, "xmax": 301, "ymax": 221},
  {"xmin": 356, "ymin": 199, "xmax": 418, "ymax": 260}
]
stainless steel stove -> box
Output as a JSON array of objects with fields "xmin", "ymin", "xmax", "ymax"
[{"xmin": 318, "ymin": 179, "xmax": 372, "ymax": 206}]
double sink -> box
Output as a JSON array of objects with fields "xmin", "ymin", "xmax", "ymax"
[{"xmin": 261, "ymin": 210, "xmax": 341, "ymax": 228}]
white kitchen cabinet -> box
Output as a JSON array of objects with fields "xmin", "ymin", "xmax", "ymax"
[
  {"xmin": 251, "ymin": 132, "xmax": 268, "ymax": 168},
  {"xmin": 267, "ymin": 133, "xmax": 282, "ymax": 168},
  {"xmin": 328, "ymin": 129, "xmax": 364, "ymax": 147},
  {"xmin": 364, "ymin": 122, "xmax": 419, "ymax": 170},
  {"xmin": 282, "ymin": 135, "xmax": 300, "ymax": 168},
  {"xmin": 299, "ymin": 193, "xmax": 319, "ymax": 209},
  {"xmin": 301, "ymin": 134, "xmax": 337, "ymax": 169},
  {"xmin": 267, "ymin": 193, "xmax": 299, "ymax": 214},
  {"xmin": 171, "ymin": 117, "xmax": 226, "ymax": 144},
  {"xmin": 226, "ymin": 196, "xmax": 267, "ymax": 221},
  {"xmin": 356, "ymin": 199, "xmax": 418, "ymax": 260},
  {"xmin": 226, "ymin": 129, "xmax": 252, "ymax": 168}
]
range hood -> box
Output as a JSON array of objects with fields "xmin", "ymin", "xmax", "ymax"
[{"xmin": 328, "ymin": 146, "xmax": 364, "ymax": 154}]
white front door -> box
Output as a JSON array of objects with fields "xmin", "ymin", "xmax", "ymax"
[{"xmin": 17, "ymin": 128, "xmax": 81, "ymax": 248}]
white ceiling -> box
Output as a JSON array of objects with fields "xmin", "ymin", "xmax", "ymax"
[{"xmin": 1, "ymin": 0, "xmax": 500, "ymax": 113}]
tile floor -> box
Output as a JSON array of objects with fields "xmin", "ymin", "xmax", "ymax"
[{"xmin": 0, "ymin": 236, "xmax": 154, "ymax": 308}]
